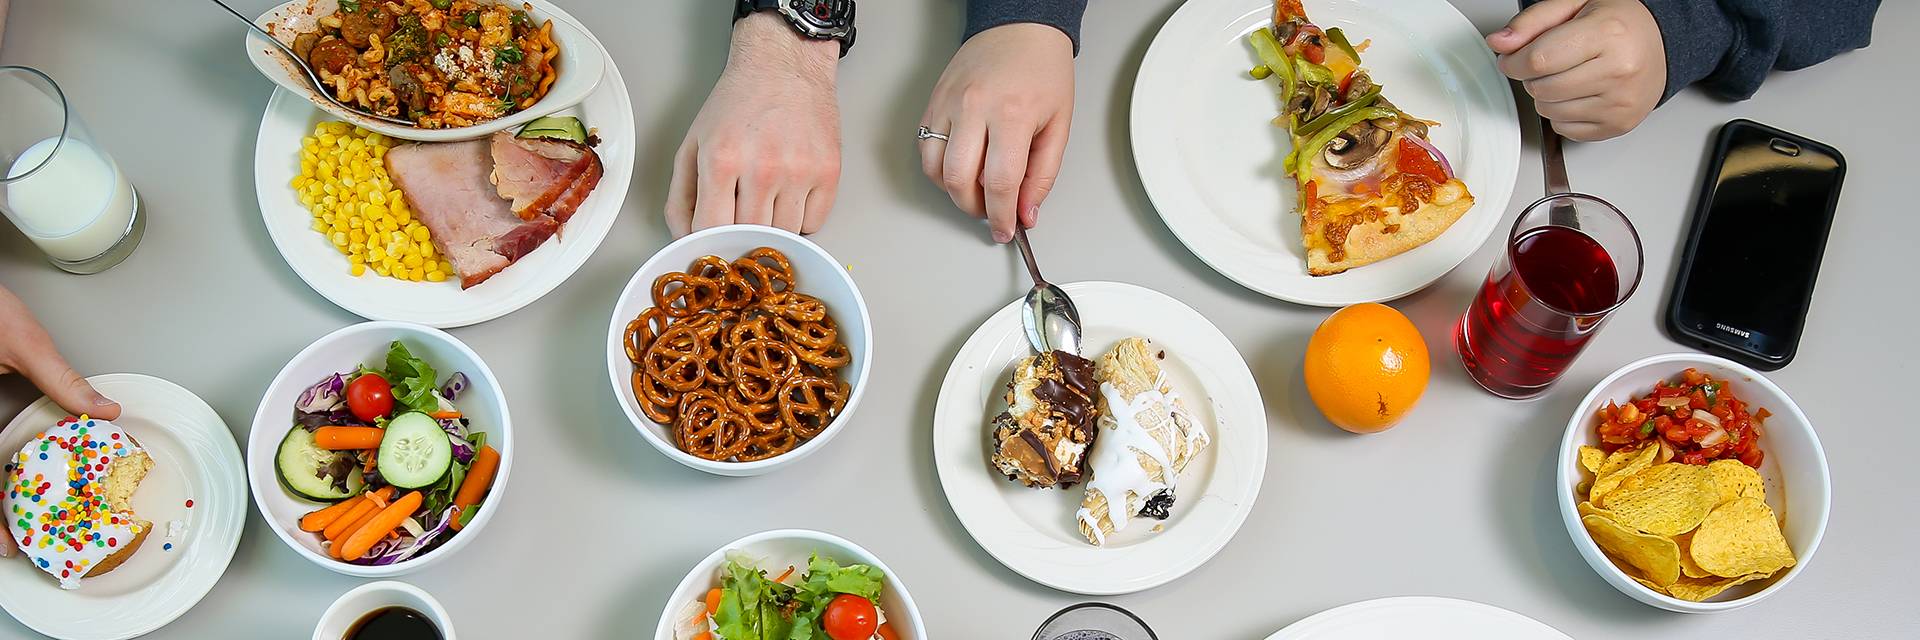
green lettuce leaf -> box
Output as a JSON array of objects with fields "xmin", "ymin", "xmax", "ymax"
[{"xmin": 384, "ymin": 341, "xmax": 440, "ymax": 414}]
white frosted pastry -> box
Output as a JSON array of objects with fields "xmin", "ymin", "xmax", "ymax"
[{"xmin": 1075, "ymin": 338, "xmax": 1210, "ymax": 546}]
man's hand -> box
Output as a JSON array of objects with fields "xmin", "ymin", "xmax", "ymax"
[
  {"xmin": 1487, "ymin": 0, "xmax": 1666, "ymax": 141},
  {"xmin": 0, "ymin": 285, "xmax": 121, "ymax": 420},
  {"xmin": 919, "ymin": 24, "xmax": 1075, "ymax": 243},
  {"xmin": 666, "ymin": 12, "xmax": 842, "ymax": 236}
]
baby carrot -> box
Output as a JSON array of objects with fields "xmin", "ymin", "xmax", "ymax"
[
  {"xmin": 330, "ymin": 489, "xmax": 396, "ymax": 559},
  {"xmin": 428, "ymin": 410, "xmax": 463, "ymax": 420},
  {"xmin": 447, "ymin": 445, "xmax": 500, "ymax": 531},
  {"xmin": 705, "ymin": 588, "xmax": 723, "ymax": 616},
  {"xmin": 298, "ymin": 495, "xmax": 364, "ymax": 532},
  {"xmin": 314, "ymin": 426, "xmax": 385, "ymax": 450},
  {"xmin": 321, "ymin": 487, "xmax": 392, "ymax": 541},
  {"xmin": 340, "ymin": 490, "xmax": 423, "ymax": 560}
]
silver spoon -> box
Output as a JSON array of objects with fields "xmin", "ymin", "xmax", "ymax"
[
  {"xmin": 207, "ymin": 0, "xmax": 417, "ymax": 127},
  {"xmin": 1012, "ymin": 227, "xmax": 1083, "ymax": 356}
]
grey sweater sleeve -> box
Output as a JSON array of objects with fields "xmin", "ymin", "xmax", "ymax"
[
  {"xmin": 965, "ymin": 0, "xmax": 1090, "ymax": 54},
  {"xmin": 1639, "ymin": 0, "xmax": 1880, "ymax": 102}
]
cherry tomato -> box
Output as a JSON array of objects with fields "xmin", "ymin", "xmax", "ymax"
[
  {"xmin": 877, "ymin": 624, "xmax": 900, "ymax": 640},
  {"xmin": 346, "ymin": 374, "xmax": 394, "ymax": 422},
  {"xmin": 821, "ymin": 594, "xmax": 878, "ymax": 640}
]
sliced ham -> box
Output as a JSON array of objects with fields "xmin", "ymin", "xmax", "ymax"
[
  {"xmin": 489, "ymin": 132, "xmax": 601, "ymax": 222},
  {"xmin": 386, "ymin": 139, "xmax": 558, "ymax": 289}
]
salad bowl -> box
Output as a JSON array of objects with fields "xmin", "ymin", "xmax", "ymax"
[{"xmin": 654, "ymin": 529, "xmax": 926, "ymax": 640}]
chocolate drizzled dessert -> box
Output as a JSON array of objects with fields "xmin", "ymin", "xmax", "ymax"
[{"xmin": 990, "ymin": 350, "xmax": 1101, "ymax": 488}]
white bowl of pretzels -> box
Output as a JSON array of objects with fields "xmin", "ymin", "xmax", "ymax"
[{"xmin": 606, "ymin": 225, "xmax": 872, "ymax": 476}]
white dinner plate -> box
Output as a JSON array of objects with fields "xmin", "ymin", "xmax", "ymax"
[
  {"xmin": 932, "ymin": 282, "xmax": 1266, "ymax": 595},
  {"xmin": 1267, "ymin": 597, "xmax": 1572, "ymax": 640},
  {"xmin": 252, "ymin": 17, "xmax": 635, "ymax": 328},
  {"xmin": 1131, "ymin": 0, "xmax": 1519, "ymax": 306},
  {"xmin": 0, "ymin": 374, "xmax": 247, "ymax": 640}
]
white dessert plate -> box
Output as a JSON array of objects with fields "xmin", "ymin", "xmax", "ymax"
[
  {"xmin": 932, "ymin": 281, "xmax": 1266, "ymax": 595},
  {"xmin": 252, "ymin": 36, "xmax": 634, "ymax": 328},
  {"xmin": 0, "ymin": 374, "xmax": 247, "ymax": 640},
  {"xmin": 1131, "ymin": 0, "xmax": 1520, "ymax": 306},
  {"xmin": 1266, "ymin": 596, "xmax": 1572, "ymax": 639}
]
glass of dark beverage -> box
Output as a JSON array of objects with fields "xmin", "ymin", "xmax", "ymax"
[
  {"xmin": 1031, "ymin": 603, "xmax": 1158, "ymax": 640},
  {"xmin": 1455, "ymin": 193, "xmax": 1642, "ymax": 399}
]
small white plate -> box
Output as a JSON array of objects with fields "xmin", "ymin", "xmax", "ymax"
[
  {"xmin": 932, "ymin": 282, "xmax": 1266, "ymax": 595},
  {"xmin": 1266, "ymin": 596, "xmax": 1572, "ymax": 639},
  {"xmin": 0, "ymin": 374, "xmax": 247, "ymax": 640},
  {"xmin": 244, "ymin": 0, "xmax": 607, "ymax": 142},
  {"xmin": 1131, "ymin": 0, "xmax": 1520, "ymax": 306},
  {"xmin": 252, "ymin": 41, "xmax": 634, "ymax": 328}
]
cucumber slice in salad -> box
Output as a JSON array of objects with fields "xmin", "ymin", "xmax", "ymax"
[
  {"xmin": 517, "ymin": 115, "xmax": 586, "ymax": 144},
  {"xmin": 378, "ymin": 412, "xmax": 453, "ymax": 489},
  {"xmin": 276, "ymin": 427, "xmax": 366, "ymax": 501}
]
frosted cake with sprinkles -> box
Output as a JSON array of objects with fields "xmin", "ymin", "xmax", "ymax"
[{"xmin": 4, "ymin": 415, "xmax": 153, "ymax": 589}]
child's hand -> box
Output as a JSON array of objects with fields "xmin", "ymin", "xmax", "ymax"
[{"xmin": 1487, "ymin": 0, "xmax": 1666, "ymax": 141}]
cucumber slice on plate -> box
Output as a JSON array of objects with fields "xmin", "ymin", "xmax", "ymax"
[
  {"xmin": 276, "ymin": 427, "xmax": 367, "ymax": 501},
  {"xmin": 378, "ymin": 412, "xmax": 453, "ymax": 489},
  {"xmin": 517, "ymin": 115, "xmax": 586, "ymax": 144}
]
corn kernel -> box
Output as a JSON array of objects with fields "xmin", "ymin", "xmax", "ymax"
[
  {"xmin": 351, "ymin": 263, "xmax": 367, "ymax": 277},
  {"xmin": 402, "ymin": 254, "xmax": 423, "ymax": 268},
  {"xmin": 426, "ymin": 270, "xmax": 447, "ymax": 282}
]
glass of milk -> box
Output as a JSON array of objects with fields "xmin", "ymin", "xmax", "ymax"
[{"xmin": 1, "ymin": 66, "xmax": 143, "ymax": 274}]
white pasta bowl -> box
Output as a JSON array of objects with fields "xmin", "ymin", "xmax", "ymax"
[
  {"xmin": 247, "ymin": 321, "xmax": 513, "ymax": 577},
  {"xmin": 1557, "ymin": 353, "xmax": 1830, "ymax": 613},
  {"xmin": 605, "ymin": 225, "xmax": 873, "ymax": 477},
  {"xmin": 244, "ymin": 0, "xmax": 606, "ymax": 142},
  {"xmin": 653, "ymin": 529, "xmax": 927, "ymax": 640}
]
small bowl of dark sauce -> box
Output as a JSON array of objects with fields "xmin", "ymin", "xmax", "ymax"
[
  {"xmin": 1032, "ymin": 603, "xmax": 1157, "ymax": 640},
  {"xmin": 313, "ymin": 581, "xmax": 454, "ymax": 640}
]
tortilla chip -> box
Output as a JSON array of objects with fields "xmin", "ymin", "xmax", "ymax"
[
  {"xmin": 1597, "ymin": 463, "xmax": 1718, "ymax": 536},
  {"xmin": 1579, "ymin": 446, "xmax": 1606, "ymax": 475},
  {"xmin": 1583, "ymin": 514, "xmax": 1682, "ymax": 586},
  {"xmin": 1591, "ymin": 443, "xmax": 1659, "ymax": 500},
  {"xmin": 1666, "ymin": 572, "xmax": 1772, "ymax": 602},
  {"xmin": 1674, "ymin": 531, "xmax": 1712, "ymax": 579},
  {"xmin": 1691, "ymin": 497, "xmax": 1796, "ymax": 578},
  {"xmin": 1706, "ymin": 459, "xmax": 1765, "ymax": 505}
]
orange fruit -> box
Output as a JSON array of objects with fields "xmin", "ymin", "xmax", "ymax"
[{"xmin": 1303, "ymin": 303, "xmax": 1430, "ymax": 433}]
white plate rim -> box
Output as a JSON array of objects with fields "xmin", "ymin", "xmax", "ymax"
[
  {"xmin": 1265, "ymin": 596, "xmax": 1573, "ymax": 639},
  {"xmin": 931, "ymin": 281, "xmax": 1267, "ymax": 595},
  {"xmin": 1130, "ymin": 0, "xmax": 1520, "ymax": 306},
  {"xmin": 0, "ymin": 374, "xmax": 247, "ymax": 640},
  {"xmin": 251, "ymin": 29, "xmax": 635, "ymax": 329}
]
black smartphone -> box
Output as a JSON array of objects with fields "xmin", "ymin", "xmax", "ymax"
[{"xmin": 1665, "ymin": 119, "xmax": 1845, "ymax": 370}]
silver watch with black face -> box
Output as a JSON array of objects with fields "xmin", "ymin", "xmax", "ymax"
[{"xmin": 734, "ymin": 0, "xmax": 856, "ymax": 57}]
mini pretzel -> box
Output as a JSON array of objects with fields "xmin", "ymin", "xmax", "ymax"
[
  {"xmin": 730, "ymin": 338, "xmax": 799, "ymax": 404},
  {"xmin": 675, "ymin": 391, "xmax": 751, "ymax": 461},
  {"xmin": 794, "ymin": 340, "xmax": 851, "ymax": 370},
  {"xmin": 634, "ymin": 371, "xmax": 677, "ymax": 424},
  {"xmin": 779, "ymin": 375, "xmax": 847, "ymax": 440},
  {"xmin": 760, "ymin": 291, "xmax": 828, "ymax": 323},
  {"xmin": 737, "ymin": 430, "xmax": 800, "ymax": 461},
  {"xmin": 624, "ymin": 308, "xmax": 669, "ymax": 364},
  {"xmin": 773, "ymin": 315, "xmax": 837, "ymax": 350},
  {"xmin": 729, "ymin": 315, "xmax": 776, "ymax": 347},
  {"xmin": 652, "ymin": 272, "xmax": 721, "ymax": 318},
  {"xmin": 726, "ymin": 392, "xmax": 784, "ymax": 434},
  {"xmin": 643, "ymin": 324, "xmax": 712, "ymax": 392}
]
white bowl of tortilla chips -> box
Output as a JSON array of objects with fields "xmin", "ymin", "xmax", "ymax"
[{"xmin": 1557, "ymin": 353, "xmax": 1829, "ymax": 613}]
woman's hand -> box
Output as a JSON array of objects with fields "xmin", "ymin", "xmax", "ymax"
[
  {"xmin": 666, "ymin": 12, "xmax": 842, "ymax": 236},
  {"xmin": 1487, "ymin": 0, "xmax": 1666, "ymax": 141},
  {"xmin": 919, "ymin": 23, "xmax": 1076, "ymax": 243},
  {"xmin": 0, "ymin": 285, "xmax": 121, "ymax": 421}
]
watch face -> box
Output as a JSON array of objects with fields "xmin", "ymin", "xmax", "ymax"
[{"xmin": 796, "ymin": 0, "xmax": 846, "ymax": 28}]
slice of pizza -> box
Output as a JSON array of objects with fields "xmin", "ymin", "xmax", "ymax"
[{"xmin": 1250, "ymin": 0, "xmax": 1475, "ymax": 276}]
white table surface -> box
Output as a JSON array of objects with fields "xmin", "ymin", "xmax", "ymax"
[{"xmin": 3, "ymin": 1, "xmax": 1916, "ymax": 638}]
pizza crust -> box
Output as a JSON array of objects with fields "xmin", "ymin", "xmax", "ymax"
[{"xmin": 1306, "ymin": 178, "xmax": 1473, "ymax": 276}]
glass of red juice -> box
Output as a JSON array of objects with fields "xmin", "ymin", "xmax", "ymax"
[{"xmin": 1456, "ymin": 193, "xmax": 1642, "ymax": 399}]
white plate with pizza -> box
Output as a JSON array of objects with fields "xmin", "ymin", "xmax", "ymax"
[
  {"xmin": 0, "ymin": 374, "xmax": 247, "ymax": 640},
  {"xmin": 932, "ymin": 282, "xmax": 1266, "ymax": 595},
  {"xmin": 251, "ymin": 3, "xmax": 634, "ymax": 328},
  {"xmin": 1132, "ymin": 0, "xmax": 1519, "ymax": 306}
]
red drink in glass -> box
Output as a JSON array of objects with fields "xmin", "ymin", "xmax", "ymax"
[{"xmin": 1456, "ymin": 193, "xmax": 1642, "ymax": 398}]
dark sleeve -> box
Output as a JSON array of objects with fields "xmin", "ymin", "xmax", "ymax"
[
  {"xmin": 1640, "ymin": 0, "xmax": 1881, "ymax": 103},
  {"xmin": 965, "ymin": 0, "xmax": 1090, "ymax": 55}
]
